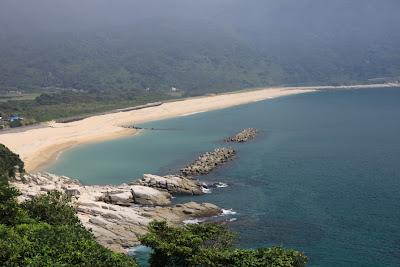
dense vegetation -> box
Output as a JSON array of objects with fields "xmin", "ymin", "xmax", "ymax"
[
  {"xmin": 0, "ymin": 144, "xmax": 24, "ymax": 177},
  {"xmin": 141, "ymin": 221, "xmax": 308, "ymax": 267},
  {"xmin": 0, "ymin": 144, "xmax": 138, "ymax": 266},
  {"xmin": 1, "ymin": 0, "xmax": 400, "ymax": 124},
  {"xmin": 0, "ymin": 89, "xmax": 172, "ymax": 122}
]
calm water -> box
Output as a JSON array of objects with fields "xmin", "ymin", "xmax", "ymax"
[{"xmin": 48, "ymin": 88, "xmax": 400, "ymax": 266}]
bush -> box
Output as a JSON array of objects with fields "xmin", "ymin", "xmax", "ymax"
[
  {"xmin": 0, "ymin": 176, "xmax": 29, "ymax": 225},
  {"xmin": 9, "ymin": 119, "xmax": 23, "ymax": 128},
  {"xmin": 0, "ymin": 144, "xmax": 24, "ymax": 178},
  {"xmin": 22, "ymin": 190, "xmax": 81, "ymax": 227},
  {"xmin": 140, "ymin": 221, "xmax": 308, "ymax": 267},
  {"xmin": 0, "ymin": 222, "xmax": 137, "ymax": 267}
]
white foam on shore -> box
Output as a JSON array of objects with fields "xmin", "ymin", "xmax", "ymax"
[
  {"xmin": 179, "ymin": 111, "xmax": 206, "ymax": 117},
  {"xmin": 183, "ymin": 209, "xmax": 238, "ymax": 225},
  {"xmin": 127, "ymin": 245, "xmax": 151, "ymax": 255},
  {"xmin": 221, "ymin": 208, "xmax": 237, "ymax": 215},
  {"xmin": 183, "ymin": 218, "xmax": 206, "ymax": 225},
  {"xmin": 202, "ymin": 187, "xmax": 212, "ymax": 194},
  {"xmin": 215, "ymin": 182, "xmax": 228, "ymax": 188}
]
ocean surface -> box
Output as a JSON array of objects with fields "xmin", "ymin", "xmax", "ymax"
[{"xmin": 47, "ymin": 88, "xmax": 400, "ymax": 267}]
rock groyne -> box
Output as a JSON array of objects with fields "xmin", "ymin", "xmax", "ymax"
[
  {"xmin": 225, "ymin": 128, "xmax": 257, "ymax": 143},
  {"xmin": 180, "ymin": 147, "xmax": 236, "ymax": 176}
]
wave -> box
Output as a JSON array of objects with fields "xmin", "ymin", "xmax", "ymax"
[
  {"xmin": 183, "ymin": 218, "xmax": 206, "ymax": 225},
  {"xmin": 127, "ymin": 245, "xmax": 151, "ymax": 255},
  {"xmin": 202, "ymin": 187, "xmax": 212, "ymax": 194},
  {"xmin": 215, "ymin": 182, "xmax": 228, "ymax": 188},
  {"xmin": 221, "ymin": 208, "xmax": 237, "ymax": 215},
  {"xmin": 183, "ymin": 208, "xmax": 238, "ymax": 226},
  {"xmin": 179, "ymin": 111, "xmax": 206, "ymax": 117}
]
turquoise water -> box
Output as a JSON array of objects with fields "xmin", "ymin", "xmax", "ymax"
[{"xmin": 48, "ymin": 88, "xmax": 400, "ymax": 266}]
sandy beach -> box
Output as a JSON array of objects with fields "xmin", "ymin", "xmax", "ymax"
[{"xmin": 0, "ymin": 83, "xmax": 398, "ymax": 172}]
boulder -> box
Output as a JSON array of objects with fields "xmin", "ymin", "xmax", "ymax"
[
  {"xmin": 131, "ymin": 185, "xmax": 171, "ymax": 206},
  {"xmin": 100, "ymin": 191, "xmax": 134, "ymax": 206},
  {"xmin": 132, "ymin": 174, "xmax": 204, "ymax": 195}
]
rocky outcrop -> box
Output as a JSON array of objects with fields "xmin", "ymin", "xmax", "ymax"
[
  {"xmin": 131, "ymin": 174, "xmax": 204, "ymax": 195},
  {"xmin": 99, "ymin": 185, "xmax": 172, "ymax": 206},
  {"xmin": 225, "ymin": 128, "xmax": 257, "ymax": 143},
  {"xmin": 11, "ymin": 173, "xmax": 222, "ymax": 253},
  {"xmin": 180, "ymin": 147, "xmax": 236, "ymax": 176}
]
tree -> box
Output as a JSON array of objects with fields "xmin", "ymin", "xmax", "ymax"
[
  {"xmin": 0, "ymin": 144, "xmax": 24, "ymax": 178},
  {"xmin": 22, "ymin": 190, "xmax": 81, "ymax": 227},
  {"xmin": 140, "ymin": 221, "xmax": 308, "ymax": 267},
  {"xmin": 0, "ymin": 176, "xmax": 29, "ymax": 225}
]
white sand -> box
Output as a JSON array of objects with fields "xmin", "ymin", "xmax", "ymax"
[{"xmin": 0, "ymin": 83, "xmax": 398, "ymax": 172}]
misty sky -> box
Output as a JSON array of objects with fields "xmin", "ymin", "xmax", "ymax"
[{"xmin": 1, "ymin": 0, "xmax": 399, "ymax": 39}]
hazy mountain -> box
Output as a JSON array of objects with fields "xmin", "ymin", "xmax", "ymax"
[{"xmin": 0, "ymin": 0, "xmax": 399, "ymax": 93}]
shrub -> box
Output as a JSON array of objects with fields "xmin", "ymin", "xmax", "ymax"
[
  {"xmin": 22, "ymin": 190, "xmax": 81, "ymax": 227},
  {"xmin": 141, "ymin": 221, "xmax": 308, "ymax": 267},
  {"xmin": 0, "ymin": 144, "xmax": 24, "ymax": 178}
]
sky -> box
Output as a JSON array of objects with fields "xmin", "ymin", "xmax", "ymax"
[{"xmin": 0, "ymin": 0, "xmax": 399, "ymax": 38}]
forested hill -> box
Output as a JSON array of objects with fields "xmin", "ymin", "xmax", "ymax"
[
  {"xmin": 0, "ymin": 22, "xmax": 279, "ymax": 95},
  {"xmin": 1, "ymin": 18, "xmax": 400, "ymax": 95},
  {"xmin": 1, "ymin": 0, "xmax": 400, "ymax": 95},
  {"xmin": 0, "ymin": 0, "xmax": 400, "ymax": 123}
]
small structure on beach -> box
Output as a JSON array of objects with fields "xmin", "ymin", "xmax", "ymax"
[{"xmin": 9, "ymin": 115, "xmax": 23, "ymax": 122}]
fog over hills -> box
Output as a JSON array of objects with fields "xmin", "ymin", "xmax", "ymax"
[{"xmin": 1, "ymin": 0, "xmax": 400, "ymax": 93}]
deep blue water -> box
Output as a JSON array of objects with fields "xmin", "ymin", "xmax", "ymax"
[{"xmin": 48, "ymin": 88, "xmax": 400, "ymax": 266}]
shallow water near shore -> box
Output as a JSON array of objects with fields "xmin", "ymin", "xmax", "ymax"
[{"xmin": 47, "ymin": 88, "xmax": 400, "ymax": 267}]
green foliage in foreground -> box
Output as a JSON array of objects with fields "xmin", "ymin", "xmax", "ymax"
[
  {"xmin": 0, "ymin": 145, "xmax": 137, "ymax": 266},
  {"xmin": 0, "ymin": 144, "xmax": 24, "ymax": 178},
  {"xmin": 0, "ymin": 182, "xmax": 138, "ymax": 266},
  {"xmin": 141, "ymin": 221, "xmax": 308, "ymax": 267},
  {"xmin": 22, "ymin": 190, "xmax": 81, "ymax": 227}
]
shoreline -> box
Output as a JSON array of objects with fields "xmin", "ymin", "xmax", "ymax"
[{"xmin": 0, "ymin": 83, "xmax": 398, "ymax": 172}]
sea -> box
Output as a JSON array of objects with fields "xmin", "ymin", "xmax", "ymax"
[{"xmin": 47, "ymin": 88, "xmax": 400, "ymax": 267}]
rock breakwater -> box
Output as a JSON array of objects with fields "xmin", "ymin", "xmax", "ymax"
[
  {"xmin": 225, "ymin": 128, "xmax": 257, "ymax": 142},
  {"xmin": 180, "ymin": 147, "xmax": 236, "ymax": 176}
]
